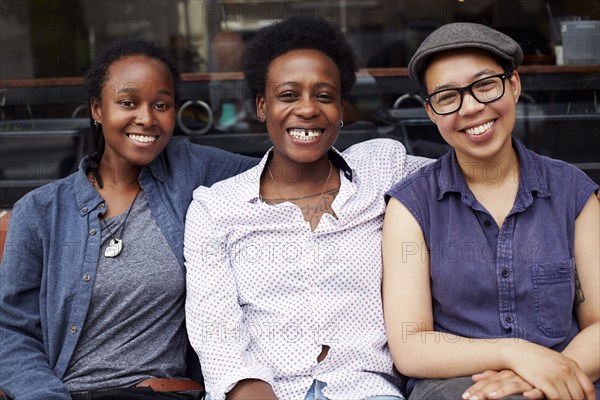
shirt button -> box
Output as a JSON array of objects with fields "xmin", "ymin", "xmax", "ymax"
[
  {"xmin": 483, "ymin": 220, "xmax": 492, "ymax": 228},
  {"xmin": 501, "ymin": 270, "xmax": 509, "ymax": 278},
  {"xmin": 505, "ymin": 315, "xmax": 513, "ymax": 323},
  {"xmin": 83, "ymin": 274, "xmax": 91, "ymax": 281},
  {"xmin": 81, "ymin": 207, "xmax": 88, "ymax": 213},
  {"xmin": 89, "ymin": 229, "xmax": 97, "ymax": 236},
  {"xmin": 70, "ymin": 326, "xmax": 78, "ymax": 334},
  {"xmin": 100, "ymin": 203, "xmax": 106, "ymax": 209}
]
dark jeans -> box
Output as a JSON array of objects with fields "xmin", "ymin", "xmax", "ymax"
[
  {"xmin": 409, "ymin": 376, "xmax": 526, "ymax": 400},
  {"xmin": 70, "ymin": 387, "xmax": 203, "ymax": 400}
]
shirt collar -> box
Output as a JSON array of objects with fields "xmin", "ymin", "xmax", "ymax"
[
  {"xmin": 74, "ymin": 154, "xmax": 165, "ymax": 216},
  {"xmin": 511, "ymin": 137, "xmax": 551, "ymax": 211},
  {"xmin": 146, "ymin": 152, "xmax": 167, "ymax": 182},
  {"xmin": 437, "ymin": 138, "xmax": 550, "ymax": 202},
  {"xmin": 74, "ymin": 157, "xmax": 105, "ymax": 216},
  {"xmin": 241, "ymin": 147, "xmax": 353, "ymax": 203},
  {"xmin": 512, "ymin": 138, "xmax": 550, "ymax": 198}
]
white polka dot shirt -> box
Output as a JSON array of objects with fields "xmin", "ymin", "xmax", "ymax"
[{"xmin": 184, "ymin": 139, "xmax": 431, "ymax": 400}]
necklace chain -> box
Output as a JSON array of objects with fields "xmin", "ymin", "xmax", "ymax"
[
  {"xmin": 267, "ymin": 160, "xmax": 333, "ymax": 222},
  {"xmin": 102, "ymin": 187, "xmax": 140, "ymax": 239}
]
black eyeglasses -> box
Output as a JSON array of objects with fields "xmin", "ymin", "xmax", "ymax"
[{"xmin": 423, "ymin": 73, "xmax": 510, "ymax": 115}]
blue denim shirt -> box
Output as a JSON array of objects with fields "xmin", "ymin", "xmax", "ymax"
[
  {"xmin": 388, "ymin": 139, "xmax": 599, "ymax": 392},
  {"xmin": 0, "ymin": 138, "xmax": 257, "ymax": 400}
]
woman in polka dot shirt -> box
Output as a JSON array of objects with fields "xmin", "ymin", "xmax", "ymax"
[{"xmin": 184, "ymin": 16, "xmax": 431, "ymax": 400}]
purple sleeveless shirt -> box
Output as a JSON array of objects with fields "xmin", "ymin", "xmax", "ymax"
[{"xmin": 387, "ymin": 139, "xmax": 598, "ymax": 392}]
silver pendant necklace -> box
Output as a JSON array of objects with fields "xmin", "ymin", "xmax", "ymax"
[{"xmin": 101, "ymin": 188, "xmax": 141, "ymax": 258}]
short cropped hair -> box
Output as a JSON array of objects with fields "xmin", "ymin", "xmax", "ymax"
[{"xmin": 243, "ymin": 16, "xmax": 357, "ymax": 100}]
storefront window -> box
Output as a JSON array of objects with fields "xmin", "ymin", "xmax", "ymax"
[
  {"xmin": 3, "ymin": 0, "xmax": 598, "ymax": 78},
  {"xmin": 1, "ymin": 0, "xmax": 599, "ymax": 207}
]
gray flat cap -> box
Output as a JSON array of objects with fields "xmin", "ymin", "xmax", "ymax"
[{"xmin": 408, "ymin": 22, "xmax": 523, "ymax": 86}]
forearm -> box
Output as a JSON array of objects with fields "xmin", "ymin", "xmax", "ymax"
[
  {"xmin": 562, "ymin": 322, "xmax": 600, "ymax": 381},
  {"xmin": 185, "ymin": 206, "xmax": 274, "ymax": 398},
  {"xmin": 226, "ymin": 379, "xmax": 277, "ymax": 400},
  {"xmin": 0, "ymin": 223, "xmax": 70, "ymax": 398},
  {"xmin": 0, "ymin": 332, "xmax": 70, "ymax": 400},
  {"xmin": 391, "ymin": 330, "xmax": 530, "ymax": 378},
  {"xmin": 1, "ymin": 382, "xmax": 70, "ymax": 400}
]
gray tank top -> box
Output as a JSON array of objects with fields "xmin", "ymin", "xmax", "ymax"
[{"xmin": 64, "ymin": 191, "xmax": 188, "ymax": 392}]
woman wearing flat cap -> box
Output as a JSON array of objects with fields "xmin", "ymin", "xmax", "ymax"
[{"xmin": 382, "ymin": 22, "xmax": 599, "ymax": 400}]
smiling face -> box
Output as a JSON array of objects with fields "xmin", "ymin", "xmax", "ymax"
[
  {"xmin": 257, "ymin": 49, "xmax": 343, "ymax": 166},
  {"xmin": 91, "ymin": 55, "xmax": 175, "ymax": 170},
  {"xmin": 424, "ymin": 48, "xmax": 521, "ymax": 164}
]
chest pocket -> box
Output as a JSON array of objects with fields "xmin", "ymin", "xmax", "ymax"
[{"xmin": 531, "ymin": 258, "xmax": 576, "ymax": 338}]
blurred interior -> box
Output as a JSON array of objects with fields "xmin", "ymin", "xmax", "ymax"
[{"xmin": 1, "ymin": 0, "xmax": 599, "ymax": 208}]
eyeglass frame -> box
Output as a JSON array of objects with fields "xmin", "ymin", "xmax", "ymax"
[{"xmin": 421, "ymin": 72, "xmax": 512, "ymax": 115}]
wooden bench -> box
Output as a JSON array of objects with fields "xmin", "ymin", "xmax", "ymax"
[{"xmin": 0, "ymin": 210, "xmax": 9, "ymax": 262}]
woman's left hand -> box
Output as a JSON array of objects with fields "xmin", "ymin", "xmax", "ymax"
[{"xmin": 463, "ymin": 370, "xmax": 544, "ymax": 400}]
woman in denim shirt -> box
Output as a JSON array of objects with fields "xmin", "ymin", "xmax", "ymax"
[
  {"xmin": 0, "ymin": 39, "xmax": 256, "ymax": 399},
  {"xmin": 382, "ymin": 23, "xmax": 599, "ymax": 400}
]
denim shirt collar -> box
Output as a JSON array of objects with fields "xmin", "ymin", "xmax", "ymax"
[
  {"xmin": 75, "ymin": 157, "xmax": 104, "ymax": 217},
  {"xmin": 242, "ymin": 147, "xmax": 354, "ymax": 203},
  {"xmin": 75, "ymin": 155, "xmax": 167, "ymax": 216},
  {"xmin": 437, "ymin": 138, "xmax": 551, "ymax": 208}
]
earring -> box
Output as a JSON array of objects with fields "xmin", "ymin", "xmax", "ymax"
[
  {"xmin": 258, "ymin": 114, "xmax": 264, "ymax": 122},
  {"xmin": 93, "ymin": 120, "xmax": 99, "ymax": 127},
  {"xmin": 340, "ymin": 120, "xmax": 344, "ymax": 128}
]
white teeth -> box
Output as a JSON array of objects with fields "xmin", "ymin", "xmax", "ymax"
[
  {"xmin": 128, "ymin": 134, "xmax": 157, "ymax": 143},
  {"xmin": 465, "ymin": 120, "xmax": 494, "ymax": 136},
  {"xmin": 287, "ymin": 128, "xmax": 323, "ymax": 141}
]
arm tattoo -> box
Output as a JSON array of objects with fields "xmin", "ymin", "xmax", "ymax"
[{"xmin": 574, "ymin": 270, "xmax": 585, "ymax": 308}]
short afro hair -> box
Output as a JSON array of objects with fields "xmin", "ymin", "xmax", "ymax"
[{"xmin": 244, "ymin": 15, "xmax": 357, "ymax": 100}]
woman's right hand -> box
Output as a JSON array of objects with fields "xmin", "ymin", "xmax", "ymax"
[
  {"xmin": 464, "ymin": 370, "xmax": 544, "ymax": 400},
  {"xmin": 504, "ymin": 341, "xmax": 596, "ymax": 400}
]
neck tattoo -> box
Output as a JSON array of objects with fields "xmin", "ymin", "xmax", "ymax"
[
  {"xmin": 100, "ymin": 186, "xmax": 141, "ymax": 258},
  {"xmin": 268, "ymin": 159, "xmax": 333, "ymax": 222}
]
